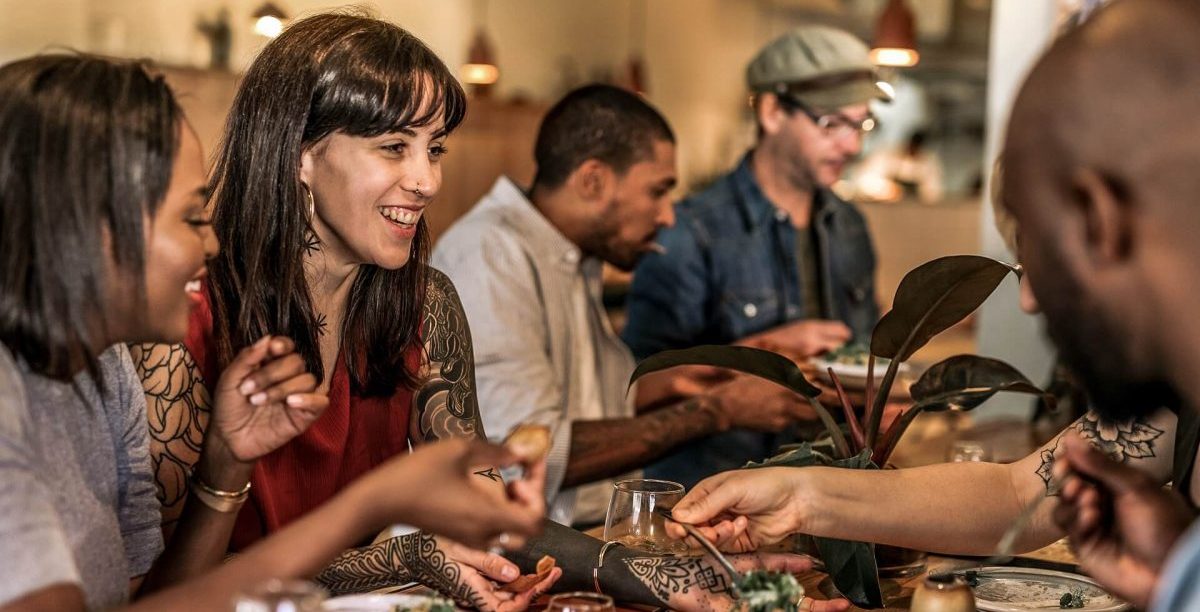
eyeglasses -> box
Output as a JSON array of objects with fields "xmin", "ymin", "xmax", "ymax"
[{"xmin": 780, "ymin": 95, "xmax": 877, "ymax": 139}]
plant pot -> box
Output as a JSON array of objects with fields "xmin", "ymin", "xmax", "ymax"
[
  {"xmin": 789, "ymin": 534, "xmax": 927, "ymax": 579},
  {"xmin": 874, "ymin": 543, "xmax": 927, "ymax": 578}
]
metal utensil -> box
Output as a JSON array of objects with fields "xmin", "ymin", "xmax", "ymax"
[{"xmin": 654, "ymin": 507, "xmax": 742, "ymax": 583}]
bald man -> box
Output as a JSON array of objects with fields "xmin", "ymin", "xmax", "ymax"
[{"xmin": 661, "ymin": 0, "xmax": 1200, "ymax": 584}]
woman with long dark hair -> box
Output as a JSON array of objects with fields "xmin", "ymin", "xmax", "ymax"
[
  {"xmin": 0, "ymin": 53, "xmax": 543, "ymax": 611},
  {"xmin": 140, "ymin": 12, "xmax": 847, "ymax": 612}
]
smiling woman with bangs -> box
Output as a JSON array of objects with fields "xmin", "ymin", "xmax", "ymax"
[
  {"xmin": 131, "ymin": 11, "xmax": 562, "ymax": 611},
  {"xmin": 133, "ymin": 11, "xmax": 849, "ymax": 612}
]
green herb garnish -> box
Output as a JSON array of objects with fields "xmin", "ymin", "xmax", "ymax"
[
  {"xmin": 1059, "ymin": 588, "xmax": 1086, "ymax": 608},
  {"xmin": 964, "ymin": 570, "xmax": 979, "ymax": 587},
  {"xmin": 735, "ymin": 570, "xmax": 805, "ymax": 612}
]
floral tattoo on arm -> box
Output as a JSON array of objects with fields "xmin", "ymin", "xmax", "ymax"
[
  {"xmin": 1036, "ymin": 411, "xmax": 1165, "ymax": 494},
  {"xmin": 129, "ymin": 342, "xmax": 211, "ymax": 532},
  {"xmin": 623, "ymin": 555, "xmax": 733, "ymax": 608},
  {"xmin": 412, "ymin": 269, "xmax": 486, "ymax": 444},
  {"xmin": 316, "ymin": 533, "xmax": 483, "ymax": 608}
]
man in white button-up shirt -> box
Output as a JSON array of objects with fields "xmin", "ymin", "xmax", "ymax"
[{"xmin": 433, "ymin": 85, "xmax": 810, "ymax": 526}]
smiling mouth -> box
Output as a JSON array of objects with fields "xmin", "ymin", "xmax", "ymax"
[{"xmin": 380, "ymin": 206, "xmax": 423, "ymax": 228}]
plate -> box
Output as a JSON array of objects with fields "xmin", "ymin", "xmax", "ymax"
[
  {"xmin": 812, "ymin": 358, "xmax": 909, "ymax": 390},
  {"xmin": 966, "ymin": 567, "xmax": 1129, "ymax": 611},
  {"xmin": 323, "ymin": 593, "xmax": 453, "ymax": 611}
]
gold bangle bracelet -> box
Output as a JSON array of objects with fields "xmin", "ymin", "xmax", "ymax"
[
  {"xmin": 189, "ymin": 480, "xmax": 247, "ymax": 513},
  {"xmin": 189, "ymin": 471, "xmax": 250, "ymax": 513},
  {"xmin": 192, "ymin": 473, "xmax": 252, "ymax": 499}
]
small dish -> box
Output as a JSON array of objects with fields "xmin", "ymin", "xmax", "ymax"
[{"xmin": 965, "ymin": 566, "xmax": 1129, "ymax": 611}]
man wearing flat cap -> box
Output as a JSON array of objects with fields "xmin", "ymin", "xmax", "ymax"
[{"xmin": 623, "ymin": 25, "xmax": 891, "ymax": 487}]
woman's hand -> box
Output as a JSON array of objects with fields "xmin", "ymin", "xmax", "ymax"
[
  {"xmin": 430, "ymin": 537, "xmax": 562, "ymax": 612},
  {"xmin": 356, "ymin": 438, "xmax": 546, "ymax": 550},
  {"xmin": 668, "ymin": 468, "xmax": 809, "ymax": 553},
  {"xmin": 210, "ymin": 335, "xmax": 328, "ymax": 463},
  {"xmin": 622, "ymin": 552, "xmax": 849, "ymax": 612}
]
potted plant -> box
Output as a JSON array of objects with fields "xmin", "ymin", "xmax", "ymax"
[{"xmin": 629, "ymin": 255, "xmax": 1054, "ymax": 608}]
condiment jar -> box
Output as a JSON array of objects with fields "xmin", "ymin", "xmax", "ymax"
[{"xmin": 910, "ymin": 574, "xmax": 977, "ymax": 612}]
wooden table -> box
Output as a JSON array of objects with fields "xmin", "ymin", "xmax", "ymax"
[{"xmin": 396, "ymin": 412, "xmax": 1070, "ymax": 610}]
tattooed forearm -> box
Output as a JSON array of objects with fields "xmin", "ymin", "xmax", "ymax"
[
  {"xmin": 317, "ymin": 533, "xmax": 482, "ymax": 608},
  {"xmin": 623, "ymin": 555, "xmax": 732, "ymax": 606},
  {"xmin": 1036, "ymin": 411, "xmax": 1166, "ymax": 492},
  {"xmin": 129, "ymin": 343, "xmax": 212, "ymax": 530},
  {"xmin": 564, "ymin": 397, "xmax": 725, "ymax": 487},
  {"xmin": 413, "ymin": 270, "xmax": 486, "ymax": 443}
]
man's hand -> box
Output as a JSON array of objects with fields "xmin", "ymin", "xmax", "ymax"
[
  {"xmin": 705, "ymin": 375, "xmax": 814, "ymax": 433},
  {"xmin": 359, "ymin": 439, "xmax": 547, "ymax": 551},
  {"xmin": 740, "ymin": 320, "xmax": 851, "ymax": 359},
  {"xmin": 622, "ymin": 552, "xmax": 849, "ymax": 612},
  {"xmin": 1051, "ymin": 435, "xmax": 1194, "ymax": 610},
  {"xmin": 210, "ymin": 335, "xmax": 329, "ymax": 463},
  {"xmin": 634, "ymin": 365, "xmax": 733, "ymax": 410},
  {"xmin": 667, "ymin": 468, "xmax": 808, "ymax": 553}
]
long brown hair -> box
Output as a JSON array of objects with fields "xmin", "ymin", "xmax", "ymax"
[
  {"xmin": 0, "ymin": 54, "xmax": 181, "ymax": 381},
  {"xmin": 207, "ymin": 12, "xmax": 466, "ymax": 396}
]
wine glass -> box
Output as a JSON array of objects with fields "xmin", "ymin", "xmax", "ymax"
[
  {"xmin": 548, "ymin": 592, "xmax": 615, "ymax": 612},
  {"xmin": 603, "ymin": 478, "xmax": 688, "ymax": 554},
  {"xmin": 233, "ymin": 579, "xmax": 326, "ymax": 612},
  {"xmin": 947, "ymin": 440, "xmax": 990, "ymax": 463}
]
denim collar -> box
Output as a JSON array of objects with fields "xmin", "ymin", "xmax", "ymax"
[{"xmin": 731, "ymin": 151, "xmax": 840, "ymax": 231}]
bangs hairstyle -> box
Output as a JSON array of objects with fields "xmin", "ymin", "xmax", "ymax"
[
  {"xmin": 208, "ymin": 11, "xmax": 466, "ymax": 396},
  {"xmin": 0, "ymin": 54, "xmax": 180, "ymax": 381}
]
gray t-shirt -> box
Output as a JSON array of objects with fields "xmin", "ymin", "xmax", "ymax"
[{"xmin": 0, "ymin": 343, "xmax": 163, "ymax": 609}]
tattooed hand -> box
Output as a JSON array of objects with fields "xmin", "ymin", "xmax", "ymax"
[
  {"xmin": 318, "ymin": 533, "xmax": 561, "ymax": 612},
  {"xmin": 623, "ymin": 552, "xmax": 849, "ymax": 612},
  {"xmin": 351, "ymin": 438, "xmax": 546, "ymax": 550},
  {"xmin": 209, "ymin": 335, "xmax": 329, "ymax": 462}
]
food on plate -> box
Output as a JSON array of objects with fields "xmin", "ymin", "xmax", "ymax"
[
  {"xmin": 503, "ymin": 424, "xmax": 552, "ymax": 462},
  {"xmin": 499, "ymin": 554, "xmax": 557, "ymax": 593},
  {"xmin": 735, "ymin": 569, "xmax": 805, "ymax": 612},
  {"xmin": 1059, "ymin": 588, "xmax": 1086, "ymax": 608},
  {"xmin": 820, "ymin": 343, "xmax": 888, "ymax": 367}
]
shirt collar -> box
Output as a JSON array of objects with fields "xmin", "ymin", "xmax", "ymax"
[
  {"xmin": 732, "ymin": 151, "xmax": 841, "ymax": 230},
  {"xmin": 482, "ymin": 176, "xmax": 585, "ymax": 270}
]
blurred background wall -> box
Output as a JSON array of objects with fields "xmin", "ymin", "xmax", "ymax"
[{"xmin": 0, "ymin": 0, "xmax": 1063, "ymax": 419}]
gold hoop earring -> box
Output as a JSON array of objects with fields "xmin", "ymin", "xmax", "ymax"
[{"xmin": 302, "ymin": 184, "xmax": 315, "ymax": 222}]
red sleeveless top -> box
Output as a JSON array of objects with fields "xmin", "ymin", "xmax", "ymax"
[{"xmin": 186, "ymin": 290, "xmax": 419, "ymax": 550}]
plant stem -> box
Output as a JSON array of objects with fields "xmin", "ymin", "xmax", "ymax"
[
  {"xmin": 827, "ymin": 368, "xmax": 864, "ymax": 453},
  {"xmin": 863, "ymin": 353, "xmax": 876, "ymax": 435},
  {"xmin": 873, "ymin": 404, "xmax": 925, "ymax": 465},
  {"xmin": 807, "ymin": 396, "xmax": 851, "ymax": 459},
  {"xmin": 866, "ymin": 287, "xmax": 958, "ymax": 446}
]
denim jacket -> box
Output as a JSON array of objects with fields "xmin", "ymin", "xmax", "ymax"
[{"xmin": 621, "ymin": 152, "xmax": 879, "ymax": 486}]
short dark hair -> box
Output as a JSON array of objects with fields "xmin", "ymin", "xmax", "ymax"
[
  {"xmin": 208, "ymin": 11, "xmax": 466, "ymax": 396},
  {"xmin": 532, "ymin": 84, "xmax": 674, "ymax": 189},
  {"xmin": 0, "ymin": 54, "xmax": 181, "ymax": 380}
]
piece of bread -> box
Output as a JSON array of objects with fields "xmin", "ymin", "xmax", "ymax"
[
  {"xmin": 499, "ymin": 555, "xmax": 557, "ymax": 593},
  {"xmin": 503, "ymin": 423, "xmax": 552, "ymax": 461}
]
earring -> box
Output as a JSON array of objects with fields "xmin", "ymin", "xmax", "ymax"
[{"xmin": 302, "ymin": 183, "xmax": 315, "ymax": 221}]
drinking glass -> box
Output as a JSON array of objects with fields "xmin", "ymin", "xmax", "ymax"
[
  {"xmin": 548, "ymin": 592, "xmax": 615, "ymax": 612},
  {"xmin": 233, "ymin": 579, "xmax": 326, "ymax": 612},
  {"xmin": 603, "ymin": 478, "xmax": 687, "ymax": 554},
  {"xmin": 947, "ymin": 440, "xmax": 990, "ymax": 463}
]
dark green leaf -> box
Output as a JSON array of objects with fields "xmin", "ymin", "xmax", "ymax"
[
  {"xmin": 871, "ymin": 256, "xmax": 1021, "ymax": 362},
  {"xmin": 627, "ymin": 345, "xmax": 821, "ymax": 398},
  {"xmin": 814, "ymin": 537, "xmax": 882, "ymax": 608},
  {"xmin": 911, "ymin": 355, "xmax": 1054, "ymax": 412},
  {"xmin": 631, "ymin": 346, "xmax": 854, "ymax": 458},
  {"xmin": 743, "ymin": 442, "xmax": 832, "ymax": 469}
]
